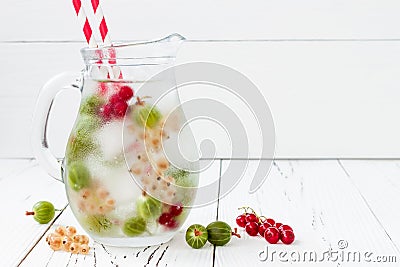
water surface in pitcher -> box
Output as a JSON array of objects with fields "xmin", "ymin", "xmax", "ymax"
[{"xmin": 63, "ymin": 78, "xmax": 199, "ymax": 245}]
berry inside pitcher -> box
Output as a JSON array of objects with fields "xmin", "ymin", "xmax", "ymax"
[{"xmin": 64, "ymin": 79, "xmax": 199, "ymax": 246}]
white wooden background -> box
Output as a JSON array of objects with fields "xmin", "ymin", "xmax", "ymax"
[
  {"xmin": 4, "ymin": 159, "xmax": 400, "ymax": 266},
  {"xmin": 2, "ymin": 0, "xmax": 400, "ymax": 159}
]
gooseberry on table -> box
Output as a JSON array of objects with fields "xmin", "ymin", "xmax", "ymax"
[
  {"xmin": 185, "ymin": 224, "xmax": 208, "ymax": 249},
  {"xmin": 25, "ymin": 201, "xmax": 56, "ymax": 224},
  {"xmin": 206, "ymin": 221, "xmax": 241, "ymax": 246}
]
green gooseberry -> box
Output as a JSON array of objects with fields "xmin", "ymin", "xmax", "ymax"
[
  {"xmin": 66, "ymin": 115, "xmax": 100, "ymax": 161},
  {"xmin": 84, "ymin": 214, "xmax": 112, "ymax": 233},
  {"xmin": 134, "ymin": 104, "xmax": 162, "ymax": 128},
  {"xmin": 122, "ymin": 217, "xmax": 147, "ymax": 237},
  {"xmin": 25, "ymin": 201, "xmax": 55, "ymax": 224},
  {"xmin": 206, "ymin": 221, "xmax": 236, "ymax": 246},
  {"xmin": 185, "ymin": 224, "xmax": 208, "ymax": 249},
  {"xmin": 165, "ymin": 167, "xmax": 193, "ymax": 188},
  {"xmin": 68, "ymin": 161, "xmax": 91, "ymax": 191},
  {"xmin": 136, "ymin": 195, "xmax": 162, "ymax": 220},
  {"xmin": 79, "ymin": 95, "xmax": 105, "ymax": 116}
]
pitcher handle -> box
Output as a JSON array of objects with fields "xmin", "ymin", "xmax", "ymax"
[{"xmin": 31, "ymin": 72, "xmax": 82, "ymax": 182}]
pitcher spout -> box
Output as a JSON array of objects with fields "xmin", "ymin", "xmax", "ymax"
[{"xmin": 154, "ymin": 33, "xmax": 186, "ymax": 57}]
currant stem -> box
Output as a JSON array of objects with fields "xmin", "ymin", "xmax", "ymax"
[
  {"xmin": 238, "ymin": 207, "xmax": 247, "ymax": 214},
  {"xmin": 25, "ymin": 211, "xmax": 35, "ymax": 216},
  {"xmin": 238, "ymin": 206, "xmax": 259, "ymax": 218},
  {"xmin": 259, "ymin": 215, "xmax": 267, "ymax": 223},
  {"xmin": 246, "ymin": 207, "xmax": 257, "ymax": 216},
  {"xmin": 136, "ymin": 96, "xmax": 144, "ymax": 105}
]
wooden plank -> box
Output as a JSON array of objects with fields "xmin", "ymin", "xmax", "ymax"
[
  {"xmin": 215, "ymin": 160, "xmax": 399, "ymax": 266},
  {"xmin": 0, "ymin": 161, "xmax": 67, "ymax": 267},
  {"xmin": 2, "ymin": 0, "xmax": 400, "ymax": 41},
  {"xmin": 339, "ymin": 160, "xmax": 400, "ymax": 251},
  {"xmin": 20, "ymin": 160, "xmax": 220, "ymax": 267}
]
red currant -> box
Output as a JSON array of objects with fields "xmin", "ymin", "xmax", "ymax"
[
  {"xmin": 246, "ymin": 213, "xmax": 258, "ymax": 223},
  {"xmin": 98, "ymin": 82, "xmax": 108, "ymax": 96},
  {"xmin": 258, "ymin": 223, "xmax": 271, "ymax": 237},
  {"xmin": 169, "ymin": 204, "xmax": 183, "ymax": 216},
  {"xmin": 100, "ymin": 104, "xmax": 113, "ymax": 121},
  {"xmin": 245, "ymin": 222, "xmax": 259, "ymax": 236},
  {"xmin": 274, "ymin": 222, "xmax": 283, "ymax": 229},
  {"xmin": 279, "ymin": 225, "xmax": 293, "ymax": 232},
  {"xmin": 164, "ymin": 218, "xmax": 178, "ymax": 229},
  {"xmin": 236, "ymin": 214, "xmax": 247, "ymax": 228},
  {"xmin": 280, "ymin": 230, "xmax": 295, "ymax": 245},
  {"xmin": 118, "ymin": 86, "xmax": 134, "ymax": 101},
  {"xmin": 158, "ymin": 213, "xmax": 172, "ymax": 225},
  {"xmin": 109, "ymin": 94, "xmax": 122, "ymax": 105},
  {"xmin": 264, "ymin": 227, "xmax": 280, "ymax": 244},
  {"xmin": 265, "ymin": 218, "xmax": 275, "ymax": 226},
  {"xmin": 113, "ymin": 101, "xmax": 128, "ymax": 118}
]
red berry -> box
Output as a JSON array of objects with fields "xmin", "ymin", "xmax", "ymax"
[
  {"xmin": 275, "ymin": 222, "xmax": 283, "ymax": 229},
  {"xmin": 264, "ymin": 227, "xmax": 280, "ymax": 244},
  {"xmin": 98, "ymin": 82, "xmax": 108, "ymax": 96},
  {"xmin": 164, "ymin": 218, "xmax": 178, "ymax": 229},
  {"xmin": 158, "ymin": 213, "xmax": 172, "ymax": 225},
  {"xmin": 100, "ymin": 104, "xmax": 113, "ymax": 121},
  {"xmin": 258, "ymin": 223, "xmax": 271, "ymax": 237},
  {"xmin": 280, "ymin": 230, "xmax": 295, "ymax": 245},
  {"xmin": 246, "ymin": 213, "xmax": 258, "ymax": 223},
  {"xmin": 279, "ymin": 225, "xmax": 293, "ymax": 232},
  {"xmin": 265, "ymin": 218, "xmax": 275, "ymax": 226},
  {"xmin": 236, "ymin": 215, "xmax": 247, "ymax": 228},
  {"xmin": 113, "ymin": 101, "xmax": 128, "ymax": 118},
  {"xmin": 118, "ymin": 86, "xmax": 134, "ymax": 101},
  {"xmin": 159, "ymin": 212, "xmax": 178, "ymax": 229},
  {"xmin": 245, "ymin": 222, "xmax": 259, "ymax": 236},
  {"xmin": 169, "ymin": 204, "xmax": 183, "ymax": 216},
  {"xmin": 109, "ymin": 94, "xmax": 122, "ymax": 104}
]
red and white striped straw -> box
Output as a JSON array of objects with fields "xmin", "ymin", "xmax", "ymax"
[
  {"xmin": 91, "ymin": 0, "xmax": 112, "ymax": 46},
  {"xmin": 72, "ymin": 0, "xmax": 122, "ymax": 79},
  {"xmin": 72, "ymin": 0, "xmax": 97, "ymax": 48},
  {"xmin": 90, "ymin": 0, "xmax": 123, "ymax": 78}
]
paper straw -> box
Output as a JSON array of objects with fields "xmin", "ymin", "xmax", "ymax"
[
  {"xmin": 90, "ymin": 0, "xmax": 123, "ymax": 79},
  {"xmin": 72, "ymin": 0, "xmax": 97, "ymax": 48},
  {"xmin": 91, "ymin": 0, "xmax": 122, "ymax": 79},
  {"xmin": 72, "ymin": 0, "xmax": 122, "ymax": 78},
  {"xmin": 91, "ymin": 0, "xmax": 111, "ymax": 46}
]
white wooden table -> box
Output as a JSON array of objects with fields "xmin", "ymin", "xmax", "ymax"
[{"xmin": 2, "ymin": 159, "xmax": 400, "ymax": 266}]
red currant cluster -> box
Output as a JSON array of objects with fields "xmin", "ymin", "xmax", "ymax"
[
  {"xmin": 236, "ymin": 207, "xmax": 295, "ymax": 245},
  {"xmin": 158, "ymin": 204, "xmax": 183, "ymax": 229},
  {"xmin": 100, "ymin": 85, "xmax": 134, "ymax": 121}
]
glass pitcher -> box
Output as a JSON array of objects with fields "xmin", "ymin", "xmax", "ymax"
[{"xmin": 31, "ymin": 34, "xmax": 200, "ymax": 247}]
